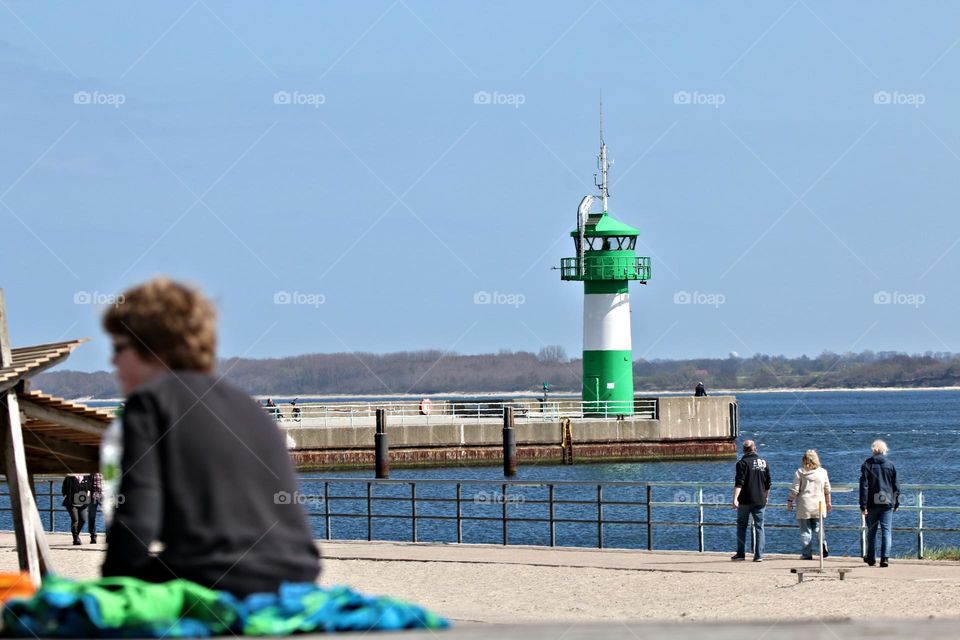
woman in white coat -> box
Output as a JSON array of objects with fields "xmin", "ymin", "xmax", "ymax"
[{"xmin": 786, "ymin": 450, "xmax": 832, "ymax": 560}]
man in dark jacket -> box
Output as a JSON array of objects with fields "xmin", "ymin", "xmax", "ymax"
[
  {"xmin": 61, "ymin": 474, "xmax": 90, "ymax": 546},
  {"xmin": 732, "ymin": 440, "xmax": 771, "ymax": 561},
  {"xmin": 859, "ymin": 439, "xmax": 899, "ymax": 567}
]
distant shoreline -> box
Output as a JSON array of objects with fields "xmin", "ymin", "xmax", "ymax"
[{"xmin": 77, "ymin": 385, "xmax": 960, "ymax": 404}]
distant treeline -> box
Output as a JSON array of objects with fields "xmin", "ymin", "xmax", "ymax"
[{"xmin": 32, "ymin": 348, "xmax": 960, "ymax": 399}]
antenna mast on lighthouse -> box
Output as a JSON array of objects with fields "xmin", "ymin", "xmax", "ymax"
[{"xmin": 595, "ymin": 97, "xmax": 610, "ymax": 212}]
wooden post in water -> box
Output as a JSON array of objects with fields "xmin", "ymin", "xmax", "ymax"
[
  {"xmin": 503, "ymin": 406, "xmax": 517, "ymax": 477},
  {"xmin": 374, "ymin": 409, "xmax": 389, "ymax": 479}
]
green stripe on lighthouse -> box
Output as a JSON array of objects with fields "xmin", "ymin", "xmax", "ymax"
[{"xmin": 582, "ymin": 349, "xmax": 635, "ymax": 415}]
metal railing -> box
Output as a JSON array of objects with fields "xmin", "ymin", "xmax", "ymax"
[
  {"xmin": 560, "ymin": 255, "xmax": 651, "ymax": 281},
  {"xmin": 4, "ymin": 478, "xmax": 957, "ymax": 559},
  {"xmin": 294, "ymin": 478, "xmax": 959, "ymax": 559},
  {"xmin": 264, "ymin": 399, "xmax": 658, "ymax": 427}
]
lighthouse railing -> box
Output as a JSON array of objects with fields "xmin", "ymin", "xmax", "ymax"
[{"xmin": 267, "ymin": 399, "xmax": 659, "ymax": 427}]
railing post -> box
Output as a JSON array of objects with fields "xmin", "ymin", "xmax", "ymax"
[
  {"xmin": 646, "ymin": 485, "xmax": 653, "ymax": 551},
  {"xmin": 375, "ymin": 409, "xmax": 389, "ymax": 479},
  {"xmin": 502, "ymin": 482, "xmax": 508, "ymax": 545},
  {"xmin": 366, "ymin": 482, "xmax": 373, "ymax": 541},
  {"xmin": 503, "ymin": 407, "xmax": 517, "ymax": 477},
  {"xmin": 47, "ymin": 480, "xmax": 54, "ymax": 533},
  {"xmin": 860, "ymin": 511, "xmax": 866, "ymax": 559},
  {"xmin": 597, "ymin": 484, "xmax": 603, "ymax": 549},
  {"xmin": 917, "ymin": 490, "xmax": 924, "ymax": 559},
  {"xmin": 411, "ymin": 483, "xmax": 417, "ymax": 543},
  {"xmin": 697, "ymin": 486, "xmax": 704, "ymax": 553},
  {"xmin": 456, "ymin": 483, "xmax": 462, "ymax": 544},
  {"xmin": 549, "ymin": 484, "xmax": 556, "ymax": 547},
  {"xmin": 324, "ymin": 481, "xmax": 331, "ymax": 540}
]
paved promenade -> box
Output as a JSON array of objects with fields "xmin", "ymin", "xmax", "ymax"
[{"xmin": 1, "ymin": 534, "xmax": 958, "ymax": 637}]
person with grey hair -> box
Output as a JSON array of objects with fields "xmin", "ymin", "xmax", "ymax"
[
  {"xmin": 859, "ymin": 439, "xmax": 899, "ymax": 567},
  {"xmin": 787, "ymin": 450, "xmax": 832, "ymax": 559},
  {"xmin": 732, "ymin": 439, "xmax": 771, "ymax": 561}
]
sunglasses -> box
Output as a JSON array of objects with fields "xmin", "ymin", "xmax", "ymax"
[{"xmin": 112, "ymin": 341, "xmax": 133, "ymax": 357}]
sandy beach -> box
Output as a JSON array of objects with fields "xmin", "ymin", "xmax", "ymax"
[{"xmin": 5, "ymin": 534, "xmax": 960, "ymax": 626}]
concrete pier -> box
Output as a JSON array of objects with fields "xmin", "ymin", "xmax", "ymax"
[{"xmin": 287, "ymin": 396, "xmax": 738, "ymax": 470}]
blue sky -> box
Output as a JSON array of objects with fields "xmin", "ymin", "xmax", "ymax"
[{"xmin": 2, "ymin": 1, "xmax": 959, "ymax": 372}]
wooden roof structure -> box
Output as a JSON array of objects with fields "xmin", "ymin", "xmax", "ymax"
[{"xmin": 0, "ymin": 290, "xmax": 112, "ymax": 585}]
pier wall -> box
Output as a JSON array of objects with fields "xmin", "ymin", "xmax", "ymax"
[{"xmin": 288, "ymin": 396, "xmax": 738, "ymax": 470}]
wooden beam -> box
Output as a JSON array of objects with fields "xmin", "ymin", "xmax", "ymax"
[
  {"xmin": 23, "ymin": 430, "xmax": 98, "ymax": 466},
  {"xmin": 0, "ymin": 290, "xmax": 11, "ymax": 367},
  {"xmin": 0, "ymin": 391, "xmax": 42, "ymax": 585},
  {"xmin": 18, "ymin": 399, "xmax": 107, "ymax": 439}
]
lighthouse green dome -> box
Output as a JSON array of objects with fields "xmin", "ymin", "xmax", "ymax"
[{"xmin": 568, "ymin": 211, "xmax": 641, "ymax": 238}]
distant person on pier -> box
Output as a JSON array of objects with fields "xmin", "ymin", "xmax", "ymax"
[
  {"xmin": 694, "ymin": 381, "xmax": 707, "ymax": 397},
  {"xmin": 786, "ymin": 450, "xmax": 831, "ymax": 560},
  {"xmin": 265, "ymin": 397, "xmax": 282, "ymax": 421},
  {"xmin": 99, "ymin": 277, "xmax": 320, "ymax": 596},
  {"xmin": 859, "ymin": 439, "xmax": 899, "ymax": 568},
  {"xmin": 61, "ymin": 473, "xmax": 90, "ymax": 546},
  {"xmin": 731, "ymin": 439, "xmax": 771, "ymax": 562},
  {"xmin": 84, "ymin": 471, "xmax": 103, "ymax": 544}
]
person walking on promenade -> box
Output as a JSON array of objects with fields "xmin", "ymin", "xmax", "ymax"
[
  {"xmin": 61, "ymin": 473, "xmax": 90, "ymax": 546},
  {"xmin": 786, "ymin": 450, "xmax": 832, "ymax": 560},
  {"xmin": 732, "ymin": 439, "xmax": 771, "ymax": 562},
  {"xmin": 85, "ymin": 472, "xmax": 103, "ymax": 544},
  {"xmin": 100, "ymin": 277, "xmax": 320, "ymax": 596},
  {"xmin": 860, "ymin": 439, "xmax": 899, "ymax": 567}
]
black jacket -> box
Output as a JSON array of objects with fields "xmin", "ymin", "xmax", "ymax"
[
  {"xmin": 101, "ymin": 371, "xmax": 320, "ymax": 596},
  {"xmin": 859, "ymin": 454, "xmax": 899, "ymax": 510},
  {"xmin": 61, "ymin": 475, "xmax": 90, "ymax": 509},
  {"xmin": 735, "ymin": 452, "xmax": 771, "ymax": 506}
]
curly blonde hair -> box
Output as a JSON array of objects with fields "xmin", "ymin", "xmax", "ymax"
[
  {"xmin": 802, "ymin": 449, "xmax": 820, "ymax": 470},
  {"xmin": 103, "ymin": 277, "xmax": 217, "ymax": 373}
]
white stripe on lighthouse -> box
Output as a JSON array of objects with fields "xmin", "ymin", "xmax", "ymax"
[{"xmin": 583, "ymin": 293, "xmax": 632, "ymax": 351}]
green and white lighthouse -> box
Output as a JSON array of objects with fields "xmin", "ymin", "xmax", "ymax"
[{"xmin": 560, "ymin": 110, "xmax": 651, "ymax": 416}]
